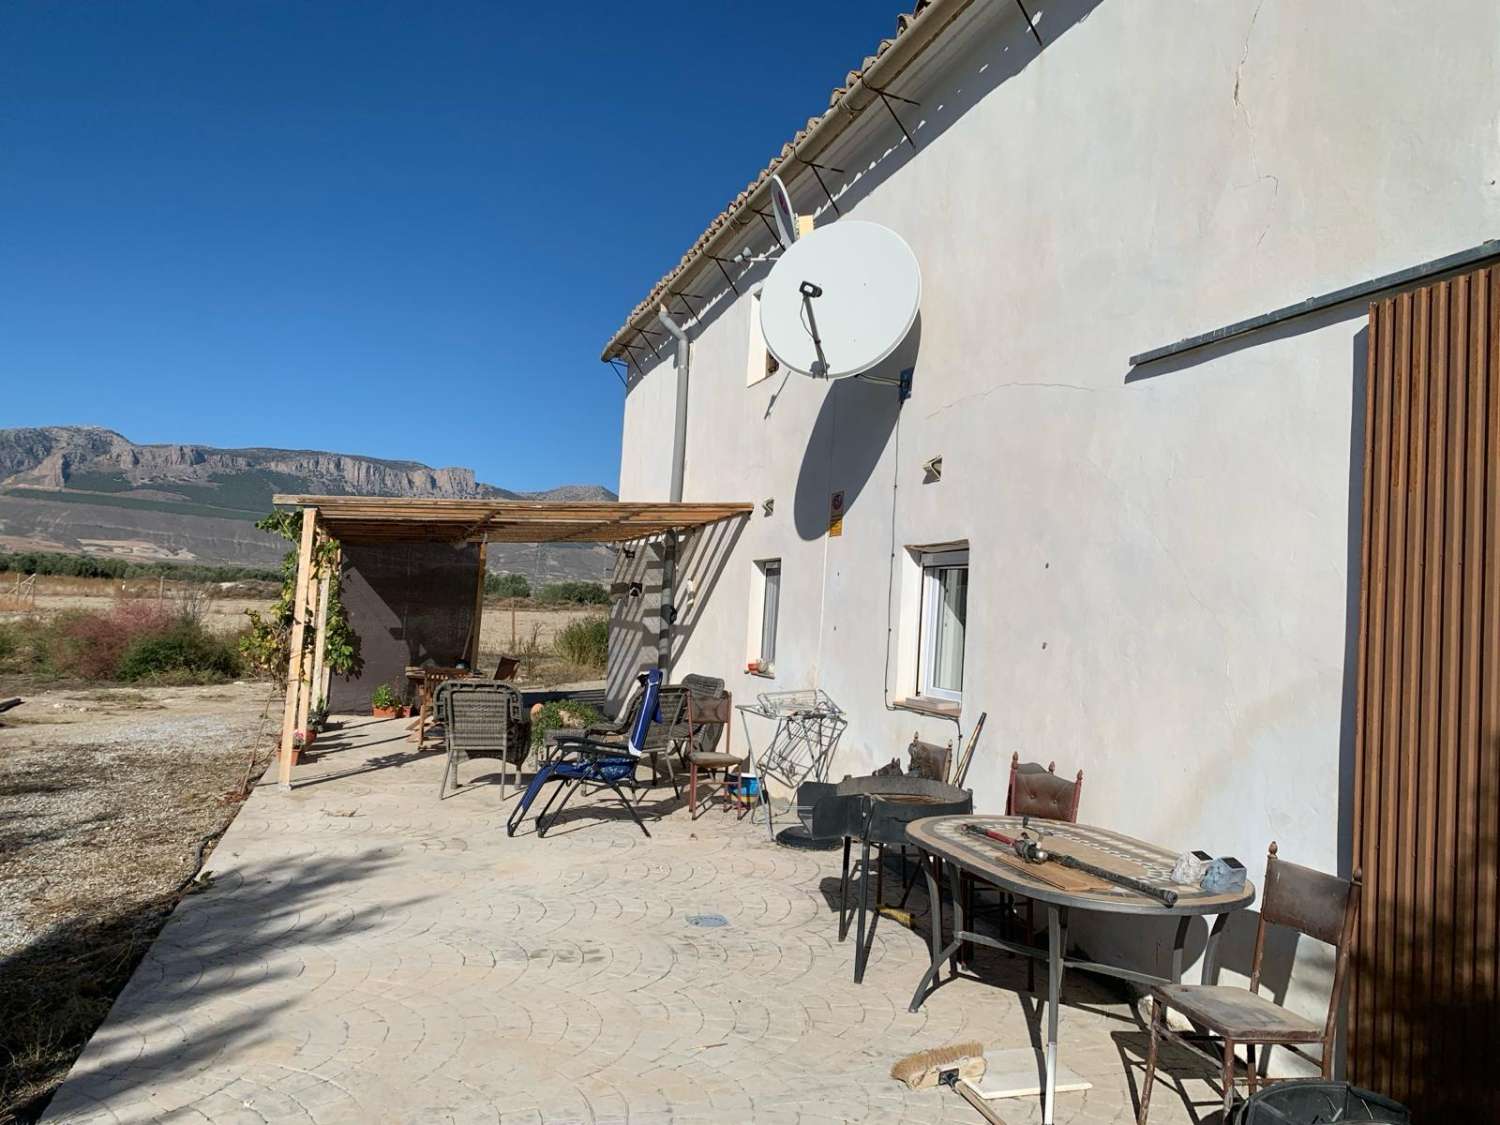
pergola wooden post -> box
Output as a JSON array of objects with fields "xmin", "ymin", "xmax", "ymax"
[
  {"xmin": 308, "ymin": 544, "xmax": 337, "ymax": 716},
  {"xmin": 277, "ymin": 506, "xmax": 319, "ymax": 789},
  {"xmin": 465, "ymin": 540, "xmax": 487, "ymax": 668},
  {"xmin": 265, "ymin": 496, "xmax": 753, "ymax": 792}
]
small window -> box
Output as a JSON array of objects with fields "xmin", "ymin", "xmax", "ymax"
[
  {"xmin": 919, "ymin": 549, "xmax": 967, "ymax": 702},
  {"xmin": 746, "ymin": 289, "xmax": 780, "ymax": 387},
  {"xmin": 757, "ymin": 558, "xmax": 781, "ymax": 669}
]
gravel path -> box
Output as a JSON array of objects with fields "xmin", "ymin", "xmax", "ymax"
[{"xmin": 0, "ymin": 681, "xmax": 278, "ymax": 1120}]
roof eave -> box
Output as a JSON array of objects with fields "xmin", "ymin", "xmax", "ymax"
[{"xmin": 599, "ymin": 0, "xmax": 980, "ymax": 365}]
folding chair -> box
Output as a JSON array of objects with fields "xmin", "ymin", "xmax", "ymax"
[{"xmin": 506, "ymin": 669, "xmax": 662, "ymax": 838}]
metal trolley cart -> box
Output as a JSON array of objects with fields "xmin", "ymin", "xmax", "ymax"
[{"xmin": 735, "ymin": 689, "xmax": 846, "ymax": 843}]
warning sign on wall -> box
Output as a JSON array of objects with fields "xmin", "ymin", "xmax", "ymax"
[{"xmin": 828, "ymin": 490, "xmax": 845, "ymax": 537}]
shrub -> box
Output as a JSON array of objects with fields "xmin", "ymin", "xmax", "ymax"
[
  {"xmin": 554, "ymin": 616, "xmax": 608, "ymax": 668},
  {"xmin": 238, "ymin": 510, "xmax": 359, "ymax": 687},
  {"xmin": 116, "ymin": 620, "xmax": 240, "ymax": 683},
  {"xmin": 52, "ymin": 602, "xmax": 176, "ymax": 680},
  {"xmin": 0, "ymin": 549, "xmax": 279, "ymax": 583},
  {"xmin": 538, "ymin": 581, "xmax": 609, "ymax": 606},
  {"xmin": 371, "ymin": 683, "xmax": 398, "ymax": 710},
  {"xmin": 529, "ymin": 699, "xmax": 603, "ymax": 751},
  {"xmin": 0, "ymin": 622, "xmax": 16, "ymax": 663},
  {"xmin": 484, "ymin": 572, "xmax": 531, "ymax": 598}
]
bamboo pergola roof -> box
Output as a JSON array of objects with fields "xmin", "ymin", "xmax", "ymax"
[{"xmin": 272, "ymin": 495, "xmax": 752, "ymax": 544}]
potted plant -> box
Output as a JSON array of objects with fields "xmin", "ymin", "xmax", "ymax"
[{"xmin": 371, "ymin": 683, "xmax": 401, "ymax": 719}]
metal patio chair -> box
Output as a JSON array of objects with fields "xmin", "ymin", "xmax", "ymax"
[
  {"xmin": 435, "ymin": 679, "xmax": 530, "ymax": 800},
  {"xmin": 506, "ymin": 669, "xmax": 663, "ymax": 838},
  {"xmin": 1136, "ymin": 843, "xmax": 1363, "ymax": 1123}
]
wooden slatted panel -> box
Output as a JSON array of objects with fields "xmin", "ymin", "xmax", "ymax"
[
  {"xmin": 1351, "ymin": 266, "xmax": 1500, "ymax": 1118},
  {"xmin": 269, "ymin": 496, "xmax": 753, "ymax": 544}
]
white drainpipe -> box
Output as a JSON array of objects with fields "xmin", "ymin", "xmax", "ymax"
[{"xmin": 658, "ymin": 304, "xmax": 690, "ymax": 502}]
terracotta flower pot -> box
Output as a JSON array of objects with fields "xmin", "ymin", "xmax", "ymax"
[{"xmin": 372, "ymin": 705, "xmax": 400, "ymax": 719}]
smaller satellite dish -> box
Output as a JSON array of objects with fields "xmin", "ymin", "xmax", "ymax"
[
  {"xmin": 759, "ymin": 220, "xmax": 920, "ymax": 380},
  {"xmin": 769, "ymin": 174, "xmax": 798, "ymax": 249}
]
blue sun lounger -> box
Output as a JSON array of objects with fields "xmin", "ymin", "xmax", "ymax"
[{"xmin": 506, "ymin": 669, "xmax": 662, "ymax": 838}]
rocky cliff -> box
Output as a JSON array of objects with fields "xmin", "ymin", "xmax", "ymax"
[{"xmin": 0, "ymin": 427, "xmax": 616, "ymax": 576}]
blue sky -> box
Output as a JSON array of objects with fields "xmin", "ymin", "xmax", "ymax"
[{"xmin": 0, "ymin": 2, "xmax": 899, "ymax": 493}]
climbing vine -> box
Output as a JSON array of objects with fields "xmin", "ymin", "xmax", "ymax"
[{"xmin": 240, "ymin": 510, "xmax": 361, "ymax": 687}]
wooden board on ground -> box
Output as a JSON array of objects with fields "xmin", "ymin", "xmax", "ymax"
[{"xmin": 966, "ymin": 1048, "xmax": 1092, "ymax": 1100}]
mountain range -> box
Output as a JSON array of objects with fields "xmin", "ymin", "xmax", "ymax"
[{"xmin": 0, "ymin": 426, "xmax": 617, "ymax": 580}]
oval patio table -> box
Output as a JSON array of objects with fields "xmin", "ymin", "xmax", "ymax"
[{"xmin": 906, "ymin": 815, "xmax": 1256, "ymax": 1125}]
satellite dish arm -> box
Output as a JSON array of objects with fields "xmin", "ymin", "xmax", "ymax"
[{"xmin": 799, "ymin": 281, "xmax": 829, "ymax": 379}]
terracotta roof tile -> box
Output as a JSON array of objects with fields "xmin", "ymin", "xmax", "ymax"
[{"xmin": 600, "ymin": 1, "xmax": 940, "ymax": 363}]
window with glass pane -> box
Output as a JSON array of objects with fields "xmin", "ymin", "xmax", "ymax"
[
  {"xmin": 920, "ymin": 550, "xmax": 967, "ymax": 701},
  {"xmin": 759, "ymin": 560, "xmax": 780, "ymax": 666}
]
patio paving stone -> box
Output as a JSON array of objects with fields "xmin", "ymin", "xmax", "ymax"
[{"xmin": 42, "ymin": 715, "xmax": 1218, "ymax": 1124}]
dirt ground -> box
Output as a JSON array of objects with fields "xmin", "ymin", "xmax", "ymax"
[{"xmin": 0, "ymin": 681, "xmax": 277, "ymax": 1122}]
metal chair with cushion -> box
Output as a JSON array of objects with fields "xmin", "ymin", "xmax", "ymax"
[
  {"xmin": 1136, "ymin": 843, "xmax": 1362, "ymax": 1123},
  {"xmin": 1008, "ymin": 753, "xmax": 1084, "ymax": 821},
  {"xmin": 435, "ymin": 679, "xmax": 530, "ymax": 800}
]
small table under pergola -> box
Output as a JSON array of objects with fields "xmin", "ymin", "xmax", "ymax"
[{"xmin": 269, "ymin": 496, "xmax": 752, "ymax": 789}]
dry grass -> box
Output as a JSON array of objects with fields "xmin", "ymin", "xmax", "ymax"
[
  {"xmin": 0, "ymin": 684, "xmax": 275, "ymax": 1123},
  {"xmin": 476, "ymin": 603, "xmax": 604, "ymax": 688}
]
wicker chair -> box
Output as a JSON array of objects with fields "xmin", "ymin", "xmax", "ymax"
[{"xmin": 434, "ymin": 679, "xmax": 530, "ymax": 800}]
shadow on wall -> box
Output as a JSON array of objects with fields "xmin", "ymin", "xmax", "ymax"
[
  {"xmin": 9, "ymin": 850, "xmax": 418, "ymax": 1122},
  {"xmin": 607, "ymin": 542, "xmax": 653, "ymax": 713},
  {"xmin": 605, "ymin": 515, "xmax": 747, "ymax": 711},
  {"xmin": 669, "ymin": 514, "xmax": 747, "ymax": 669},
  {"xmin": 792, "ymin": 315, "xmax": 918, "ymax": 541},
  {"xmin": 1067, "ymin": 306, "xmax": 1375, "ymax": 1027}
]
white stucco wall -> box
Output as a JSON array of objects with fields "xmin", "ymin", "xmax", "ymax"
[{"xmin": 613, "ymin": 0, "xmax": 1500, "ymax": 1041}]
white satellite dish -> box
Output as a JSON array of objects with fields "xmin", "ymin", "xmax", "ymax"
[
  {"xmin": 769, "ymin": 174, "xmax": 798, "ymax": 248},
  {"xmin": 759, "ymin": 220, "xmax": 920, "ymax": 381}
]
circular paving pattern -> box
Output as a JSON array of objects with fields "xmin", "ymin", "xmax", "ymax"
[{"xmin": 42, "ymin": 730, "xmax": 1176, "ymax": 1124}]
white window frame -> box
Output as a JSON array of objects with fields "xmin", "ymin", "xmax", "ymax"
[
  {"xmin": 752, "ymin": 558, "xmax": 780, "ymax": 671},
  {"xmin": 746, "ymin": 287, "xmax": 780, "ymax": 387},
  {"xmin": 918, "ymin": 548, "xmax": 968, "ymax": 703}
]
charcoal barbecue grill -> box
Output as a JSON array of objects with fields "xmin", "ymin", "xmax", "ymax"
[{"xmin": 798, "ymin": 774, "xmax": 972, "ymax": 982}]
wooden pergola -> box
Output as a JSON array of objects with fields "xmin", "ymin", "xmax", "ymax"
[{"xmin": 272, "ymin": 495, "xmax": 752, "ymax": 788}]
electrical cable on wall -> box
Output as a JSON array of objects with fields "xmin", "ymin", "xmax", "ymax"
[{"xmin": 879, "ymin": 403, "xmax": 962, "ymax": 752}]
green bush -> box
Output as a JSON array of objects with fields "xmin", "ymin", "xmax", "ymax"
[
  {"xmin": 117, "ymin": 621, "xmax": 240, "ymax": 683},
  {"xmin": 529, "ymin": 699, "xmax": 604, "ymax": 751},
  {"xmin": 0, "ymin": 622, "xmax": 16, "ymax": 663},
  {"xmin": 484, "ymin": 572, "xmax": 531, "ymax": 598},
  {"xmin": 554, "ymin": 615, "xmax": 608, "ymax": 668},
  {"xmin": 0, "ymin": 549, "xmax": 279, "ymax": 584},
  {"xmin": 538, "ymin": 581, "xmax": 609, "ymax": 605}
]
